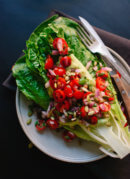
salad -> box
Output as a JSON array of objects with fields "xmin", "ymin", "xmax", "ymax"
[{"xmin": 12, "ymin": 15, "xmax": 130, "ymax": 159}]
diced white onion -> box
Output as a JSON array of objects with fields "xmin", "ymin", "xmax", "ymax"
[
  {"xmin": 52, "ymin": 50, "xmax": 59, "ymax": 55},
  {"xmin": 101, "ymin": 67, "xmax": 112, "ymax": 72},
  {"xmin": 100, "ymin": 91, "xmax": 105, "ymax": 97},
  {"xmin": 93, "ymin": 66, "xmax": 98, "ymax": 71},
  {"xmin": 100, "ymin": 103, "xmax": 106, "ymax": 111},
  {"xmin": 75, "ymin": 69, "xmax": 81, "ymax": 73},
  {"xmin": 86, "ymin": 61, "xmax": 92, "ymax": 70},
  {"xmin": 57, "ymin": 39, "xmax": 63, "ymax": 52},
  {"xmin": 45, "ymin": 81, "xmax": 50, "ymax": 88},
  {"xmin": 88, "ymin": 101, "xmax": 95, "ymax": 108},
  {"xmin": 48, "ymin": 69, "xmax": 56, "ymax": 76},
  {"xmin": 95, "ymin": 88, "xmax": 100, "ymax": 98},
  {"xmin": 41, "ymin": 111, "xmax": 47, "ymax": 119}
]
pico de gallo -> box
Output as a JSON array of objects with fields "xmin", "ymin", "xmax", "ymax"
[{"xmin": 34, "ymin": 37, "xmax": 115, "ymax": 142}]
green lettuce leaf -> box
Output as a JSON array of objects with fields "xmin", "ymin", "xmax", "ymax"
[
  {"xmin": 64, "ymin": 125, "xmax": 92, "ymax": 141},
  {"xmin": 50, "ymin": 17, "xmax": 96, "ymax": 65},
  {"xmin": 12, "ymin": 55, "xmax": 50, "ymax": 110},
  {"xmin": 25, "ymin": 16, "xmax": 103, "ymax": 81},
  {"xmin": 25, "ymin": 15, "xmax": 58, "ymax": 82},
  {"xmin": 49, "ymin": 17, "xmax": 106, "ymax": 77}
]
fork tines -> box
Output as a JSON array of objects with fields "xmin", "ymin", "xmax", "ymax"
[{"xmin": 76, "ymin": 25, "xmax": 95, "ymax": 47}]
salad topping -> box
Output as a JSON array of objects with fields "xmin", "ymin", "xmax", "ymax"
[{"xmin": 35, "ymin": 37, "xmax": 115, "ymax": 138}]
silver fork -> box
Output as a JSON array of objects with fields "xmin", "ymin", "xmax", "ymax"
[
  {"xmin": 76, "ymin": 17, "xmax": 130, "ymax": 85},
  {"xmin": 77, "ymin": 17, "xmax": 130, "ymax": 123}
]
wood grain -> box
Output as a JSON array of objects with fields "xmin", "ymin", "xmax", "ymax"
[{"xmin": 111, "ymin": 74, "xmax": 130, "ymax": 124}]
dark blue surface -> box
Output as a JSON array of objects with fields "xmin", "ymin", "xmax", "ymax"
[
  {"xmin": 1, "ymin": 1, "xmax": 130, "ymax": 178},
  {"xmin": 1, "ymin": 0, "xmax": 130, "ymax": 81}
]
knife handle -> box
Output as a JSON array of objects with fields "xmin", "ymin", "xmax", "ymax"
[
  {"xmin": 102, "ymin": 52, "xmax": 130, "ymax": 85},
  {"xmin": 111, "ymin": 74, "xmax": 130, "ymax": 124}
]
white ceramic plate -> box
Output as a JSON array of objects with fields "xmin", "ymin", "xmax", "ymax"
[{"xmin": 16, "ymin": 48, "xmax": 129, "ymax": 163}]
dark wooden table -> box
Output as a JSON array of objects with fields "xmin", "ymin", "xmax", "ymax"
[{"xmin": 1, "ymin": 0, "xmax": 130, "ymax": 178}]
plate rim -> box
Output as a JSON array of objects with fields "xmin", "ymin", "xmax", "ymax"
[
  {"xmin": 15, "ymin": 47, "xmax": 128, "ymax": 163},
  {"xmin": 16, "ymin": 90, "xmax": 106, "ymax": 163}
]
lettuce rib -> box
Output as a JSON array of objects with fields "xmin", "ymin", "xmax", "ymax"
[{"xmin": 60, "ymin": 54, "xmax": 130, "ymax": 158}]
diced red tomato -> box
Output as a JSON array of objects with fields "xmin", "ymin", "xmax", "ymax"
[
  {"xmin": 69, "ymin": 78, "xmax": 80, "ymax": 91},
  {"xmin": 64, "ymin": 85, "xmax": 73, "ymax": 98},
  {"xmin": 57, "ymin": 77, "xmax": 66, "ymax": 89},
  {"xmin": 68, "ymin": 115, "xmax": 73, "ymax": 120},
  {"xmin": 90, "ymin": 116, "xmax": 98, "ymax": 124},
  {"xmin": 69, "ymin": 83, "xmax": 78, "ymax": 92},
  {"xmin": 53, "ymin": 38, "xmax": 59, "ymax": 49},
  {"xmin": 53, "ymin": 38, "xmax": 68, "ymax": 55},
  {"xmin": 116, "ymin": 70, "xmax": 121, "ymax": 78},
  {"xmin": 62, "ymin": 130, "xmax": 76, "ymax": 142},
  {"xmin": 61, "ymin": 100, "xmax": 70, "ymax": 111},
  {"xmin": 99, "ymin": 102, "xmax": 111, "ymax": 112},
  {"xmin": 108, "ymin": 97, "xmax": 114, "ymax": 101},
  {"xmin": 53, "ymin": 67, "xmax": 66, "ymax": 76},
  {"xmin": 71, "ymin": 78, "xmax": 80, "ymax": 86},
  {"xmin": 105, "ymin": 90, "xmax": 114, "ymax": 101},
  {"xmin": 75, "ymin": 73, "xmax": 81, "ymax": 78},
  {"xmin": 47, "ymin": 71, "xmax": 55, "ymax": 79},
  {"xmin": 49, "ymin": 77, "xmax": 66, "ymax": 90},
  {"xmin": 105, "ymin": 90, "xmax": 112, "ymax": 97},
  {"xmin": 53, "ymin": 89, "xmax": 66, "ymax": 102},
  {"xmin": 96, "ymin": 69, "xmax": 108, "ymax": 79},
  {"xmin": 35, "ymin": 120, "xmax": 46, "ymax": 131},
  {"xmin": 56, "ymin": 100, "xmax": 70, "ymax": 112},
  {"xmin": 45, "ymin": 55, "xmax": 54, "ymax": 70},
  {"xmin": 49, "ymin": 78, "xmax": 55, "ymax": 89},
  {"xmin": 69, "ymin": 75, "xmax": 75, "ymax": 80},
  {"xmin": 46, "ymin": 119, "xmax": 59, "ymax": 130},
  {"xmin": 124, "ymin": 122, "xmax": 128, "ymax": 127},
  {"xmin": 73, "ymin": 90, "xmax": 84, "ymax": 100},
  {"xmin": 80, "ymin": 106, "xmax": 87, "ymax": 118},
  {"xmin": 96, "ymin": 77, "xmax": 107, "ymax": 91},
  {"xmin": 60, "ymin": 56, "xmax": 71, "ymax": 67},
  {"xmin": 83, "ymin": 91, "xmax": 92, "ymax": 99}
]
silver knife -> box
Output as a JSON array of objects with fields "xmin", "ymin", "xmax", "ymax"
[{"xmin": 79, "ymin": 16, "xmax": 130, "ymax": 85}]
